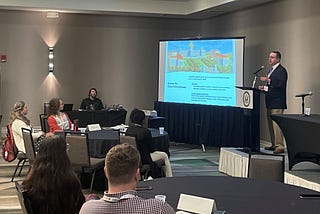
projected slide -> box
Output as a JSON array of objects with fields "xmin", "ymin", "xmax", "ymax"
[{"xmin": 158, "ymin": 38, "xmax": 244, "ymax": 107}]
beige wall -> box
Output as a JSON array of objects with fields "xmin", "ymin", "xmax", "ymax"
[
  {"xmin": 0, "ymin": 11, "xmax": 201, "ymax": 126},
  {"xmin": 202, "ymin": 0, "xmax": 320, "ymax": 141},
  {"xmin": 1, "ymin": 0, "xmax": 320, "ymax": 142}
]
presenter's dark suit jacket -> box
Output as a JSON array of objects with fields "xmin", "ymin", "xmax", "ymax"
[{"xmin": 265, "ymin": 64, "xmax": 288, "ymax": 109}]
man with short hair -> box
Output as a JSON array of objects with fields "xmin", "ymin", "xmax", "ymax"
[
  {"xmin": 79, "ymin": 144, "xmax": 175, "ymax": 214},
  {"xmin": 259, "ymin": 51, "xmax": 288, "ymax": 154},
  {"xmin": 80, "ymin": 87, "xmax": 104, "ymax": 110}
]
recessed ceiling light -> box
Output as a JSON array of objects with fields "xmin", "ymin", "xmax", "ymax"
[{"xmin": 46, "ymin": 11, "xmax": 59, "ymax": 18}]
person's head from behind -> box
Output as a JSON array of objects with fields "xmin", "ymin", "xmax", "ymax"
[
  {"xmin": 105, "ymin": 144, "xmax": 140, "ymax": 187},
  {"xmin": 23, "ymin": 136, "xmax": 73, "ymax": 192},
  {"xmin": 9, "ymin": 101, "xmax": 30, "ymax": 125},
  {"xmin": 129, "ymin": 108, "xmax": 145, "ymax": 126},
  {"xmin": 88, "ymin": 88, "xmax": 97, "ymax": 99},
  {"xmin": 269, "ymin": 51, "xmax": 281, "ymax": 66},
  {"xmin": 48, "ymin": 98, "xmax": 63, "ymax": 115}
]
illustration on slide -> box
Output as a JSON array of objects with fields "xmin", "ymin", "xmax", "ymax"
[{"xmin": 167, "ymin": 41, "xmax": 233, "ymax": 73}]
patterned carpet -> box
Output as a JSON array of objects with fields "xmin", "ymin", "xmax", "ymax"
[{"xmin": 169, "ymin": 142, "xmax": 224, "ymax": 177}]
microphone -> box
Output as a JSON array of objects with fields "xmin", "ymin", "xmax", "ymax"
[
  {"xmin": 295, "ymin": 92, "xmax": 312, "ymax": 97},
  {"xmin": 253, "ymin": 66, "xmax": 265, "ymax": 74}
]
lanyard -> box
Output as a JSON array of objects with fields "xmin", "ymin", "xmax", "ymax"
[{"xmin": 102, "ymin": 194, "xmax": 136, "ymax": 203}]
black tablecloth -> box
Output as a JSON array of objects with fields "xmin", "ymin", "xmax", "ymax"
[
  {"xmin": 138, "ymin": 176, "xmax": 320, "ymax": 214},
  {"xmin": 67, "ymin": 109, "xmax": 127, "ymax": 127},
  {"xmin": 88, "ymin": 129, "xmax": 120, "ymax": 158},
  {"xmin": 271, "ymin": 114, "xmax": 320, "ymax": 169},
  {"xmin": 154, "ymin": 101, "xmax": 260, "ymax": 151},
  {"xmin": 88, "ymin": 128, "xmax": 170, "ymax": 158}
]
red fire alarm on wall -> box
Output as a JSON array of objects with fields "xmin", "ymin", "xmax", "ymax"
[{"xmin": 1, "ymin": 55, "xmax": 7, "ymax": 63}]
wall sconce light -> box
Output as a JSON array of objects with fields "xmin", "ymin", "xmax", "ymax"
[{"xmin": 48, "ymin": 47, "xmax": 54, "ymax": 73}]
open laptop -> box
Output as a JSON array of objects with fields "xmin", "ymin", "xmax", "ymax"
[{"xmin": 62, "ymin": 104, "xmax": 73, "ymax": 112}]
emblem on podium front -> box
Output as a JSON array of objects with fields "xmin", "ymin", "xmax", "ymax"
[{"xmin": 243, "ymin": 91, "xmax": 251, "ymax": 107}]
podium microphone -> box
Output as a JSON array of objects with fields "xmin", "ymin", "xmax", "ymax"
[
  {"xmin": 295, "ymin": 92, "xmax": 312, "ymax": 97},
  {"xmin": 253, "ymin": 66, "xmax": 265, "ymax": 74}
]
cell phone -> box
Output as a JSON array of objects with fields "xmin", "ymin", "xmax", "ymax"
[
  {"xmin": 135, "ymin": 186, "xmax": 153, "ymax": 191},
  {"xmin": 299, "ymin": 194, "xmax": 320, "ymax": 199}
]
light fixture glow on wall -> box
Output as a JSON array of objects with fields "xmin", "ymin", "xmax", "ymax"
[{"xmin": 48, "ymin": 47, "xmax": 54, "ymax": 73}]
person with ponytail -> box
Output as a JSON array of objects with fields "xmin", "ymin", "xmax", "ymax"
[{"xmin": 10, "ymin": 101, "xmax": 52, "ymax": 153}]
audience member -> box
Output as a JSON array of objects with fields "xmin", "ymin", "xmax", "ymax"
[
  {"xmin": 22, "ymin": 136, "xmax": 85, "ymax": 214},
  {"xmin": 79, "ymin": 144, "xmax": 175, "ymax": 214},
  {"xmin": 80, "ymin": 88, "xmax": 104, "ymax": 110},
  {"xmin": 47, "ymin": 98, "xmax": 72, "ymax": 132},
  {"xmin": 10, "ymin": 101, "xmax": 52, "ymax": 153},
  {"xmin": 126, "ymin": 108, "xmax": 172, "ymax": 177}
]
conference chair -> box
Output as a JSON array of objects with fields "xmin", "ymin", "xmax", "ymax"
[
  {"xmin": 12, "ymin": 128, "xmax": 36, "ymax": 182},
  {"xmin": 11, "ymin": 125, "xmax": 28, "ymax": 182},
  {"xmin": 247, "ymin": 153, "xmax": 285, "ymax": 182},
  {"xmin": 119, "ymin": 134, "xmax": 151, "ymax": 180},
  {"xmin": 65, "ymin": 133, "xmax": 105, "ymax": 193},
  {"xmin": 15, "ymin": 181, "xmax": 34, "ymax": 214},
  {"xmin": 39, "ymin": 114, "xmax": 49, "ymax": 133},
  {"xmin": 21, "ymin": 128, "xmax": 37, "ymax": 165},
  {"xmin": 11, "ymin": 152, "xmax": 28, "ymax": 182},
  {"xmin": 121, "ymin": 132, "xmax": 165, "ymax": 178}
]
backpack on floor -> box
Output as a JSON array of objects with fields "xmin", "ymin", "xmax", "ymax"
[{"xmin": 2, "ymin": 124, "xmax": 18, "ymax": 162}]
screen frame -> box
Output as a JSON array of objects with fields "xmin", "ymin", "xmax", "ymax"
[{"xmin": 157, "ymin": 36, "xmax": 246, "ymax": 107}]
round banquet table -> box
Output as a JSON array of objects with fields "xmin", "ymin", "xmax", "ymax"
[
  {"xmin": 138, "ymin": 176, "xmax": 320, "ymax": 214},
  {"xmin": 88, "ymin": 128, "xmax": 170, "ymax": 158}
]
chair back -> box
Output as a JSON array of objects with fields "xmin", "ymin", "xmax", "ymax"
[
  {"xmin": 66, "ymin": 133, "xmax": 90, "ymax": 167},
  {"xmin": 119, "ymin": 135, "xmax": 137, "ymax": 148},
  {"xmin": 39, "ymin": 114, "xmax": 49, "ymax": 133},
  {"xmin": 21, "ymin": 128, "xmax": 36, "ymax": 165},
  {"xmin": 15, "ymin": 181, "xmax": 34, "ymax": 214},
  {"xmin": 248, "ymin": 153, "xmax": 285, "ymax": 182},
  {"xmin": 120, "ymin": 133, "xmax": 152, "ymax": 179}
]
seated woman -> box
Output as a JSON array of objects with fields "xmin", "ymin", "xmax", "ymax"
[
  {"xmin": 126, "ymin": 108, "xmax": 172, "ymax": 177},
  {"xmin": 47, "ymin": 98, "xmax": 72, "ymax": 133},
  {"xmin": 22, "ymin": 136, "xmax": 85, "ymax": 213},
  {"xmin": 10, "ymin": 101, "xmax": 52, "ymax": 153}
]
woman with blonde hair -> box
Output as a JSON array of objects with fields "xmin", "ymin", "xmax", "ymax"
[
  {"xmin": 47, "ymin": 98, "xmax": 72, "ymax": 133},
  {"xmin": 10, "ymin": 101, "xmax": 51, "ymax": 153}
]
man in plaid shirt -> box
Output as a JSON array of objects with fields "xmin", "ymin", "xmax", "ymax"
[{"xmin": 80, "ymin": 144, "xmax": 175, "ymax": 214}]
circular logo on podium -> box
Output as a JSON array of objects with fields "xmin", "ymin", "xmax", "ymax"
[{"xmin": 243, "ymin": 91, "xmax": 251, "ymax": 107}]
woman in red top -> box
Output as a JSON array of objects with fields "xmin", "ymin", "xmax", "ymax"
[{"xmin": 47, "ymin": 98, "xmax": 72, "ymax": 133}]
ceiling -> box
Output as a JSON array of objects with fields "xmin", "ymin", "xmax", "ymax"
[{"xmin": 0, "ymin": 0, "xmax": 276, "ymax": 19}]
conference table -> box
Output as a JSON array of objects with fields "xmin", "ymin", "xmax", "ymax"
[
  {"xmin": 138, "ymin": 176, "xmax": 320, "ymax": 214},
  {"xmin": 271, "ymin": 114, "xmax": 320, "ymax": 170},
  {"xmin": 87, "ymin": 128, "xmax": 170, "ymax": 158},
  {"xmin": 66, "ymin": 109, "xmax": 127, "ymax": 127}
]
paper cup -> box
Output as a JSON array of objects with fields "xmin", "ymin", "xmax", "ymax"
[
  {"xmin": 159, "ymin": 127, "xmax": 164, "ymax": 135},
  {"xmin": 155, "ymin": 194, "xmax": 166, "ymax": 202},
  {"xmin": 305, "ymin": 107, "xmax": 311, "ymax": 116}
]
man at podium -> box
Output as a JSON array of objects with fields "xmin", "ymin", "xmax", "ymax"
[{"xmin": 259, "ymin": 51, "xmax": 288, "ymax": 154}]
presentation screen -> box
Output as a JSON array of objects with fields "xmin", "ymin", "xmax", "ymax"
[{"xmin": 158, "ymin": 37, "xmax": 245, "ymax": 107}]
